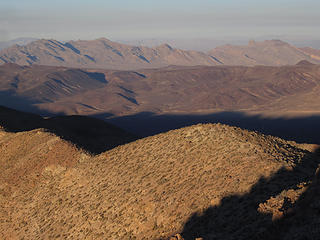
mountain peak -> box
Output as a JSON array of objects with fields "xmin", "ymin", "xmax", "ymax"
[
  {"xmin": 265, "ymin": 39, "xmax": 289, "ymax": 46},
  {"xmin": 96, "ymin": 37, "xmax": 113, "ymax": 42},
  {"xmin": 296, "ymin": 60, "xmax": 315, "ymax": 66},
  {"xmin": 157, "ymin": 43, "xmax": 173, "ymax": 50}
]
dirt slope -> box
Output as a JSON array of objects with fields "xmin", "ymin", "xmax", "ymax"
[
  {"xmin": 1, "ymin": 123, "xmax": 318, "ymax": 239},
  {"xmin": 0, "ymin": 127, "xmax": 89, "ymax": 239}
]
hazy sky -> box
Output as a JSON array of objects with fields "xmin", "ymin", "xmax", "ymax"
[{"xmin": 1, "ymin": 0, "xmax": 320, "ymax": 41}]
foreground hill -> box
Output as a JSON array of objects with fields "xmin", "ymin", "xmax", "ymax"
[
  {"xmin": 1, "ymin": 38, "xmax": 320, "ymax": 69},
  {"xmin": 1, "ymin": 62, "xmax": 320, "ymax": 116},
  {"xmin": 1, "ymin": 120, "xmax": 319, "ymax": 239}
]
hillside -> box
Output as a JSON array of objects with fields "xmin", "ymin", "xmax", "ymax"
[
  {"xmin": 1, "ymin": 38, "xmax": 320, "ymax": 70},
  {"xmin": 1, "ymin": 62, "xmax": 320, "ymax": 117},
  {"xmin": 1, "ymin": 120, "xmax": 319, "ymax": 239},
  {"xmin": 0, "ymin": 63, "xmax": 108, "ymax": 112}
]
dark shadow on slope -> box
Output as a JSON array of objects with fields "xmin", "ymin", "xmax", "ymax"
[
  {"xmin": 118, "ymin": 85, "xmax": 135, "ymax": 94},
  {"xmin": 0, "ymin": 90, "xmax": 51, "ymax": 116},
  {"xmin": 259, "ymin": 148, "xmax": 320, "ymax": 240},
  {"xmin": 83, "ymin": 71, "xmax": 107, "ymax": 83},
  {"xmin": 117, "ymin": 93, "xmax": 139, "ymax": 105},
  {"xmin": 209, "ymin": 55, "xmax": 224, "ymax": 64},
  {"xmin": 84, "ymin": 55, "xmax": 96, "ymax": 62},
  {"xmin": 0, "ymin": 105, "xmax": 137, "ymax": 155},
  {"xmin": 180, "ymin": 147, "xmax": 320, "ymax": 240},
  {"xmin": 1, "ymin": 102, "xmax": 320, "ymax": 154},
  {"xmin": 0, "ymin": 104, "xmax": 44, "ymax": 131},
  {"xmin": 44, "ymin": 115, "xmax": 137, "ymax": 155},
  {"xmin": 63, "ymin": 42, "xmax": 81, "ymax": 54},
  {"xmin": 98, "ymin": 111, "xmax": 320, "ymax": 145},
  {"xmin": 133, "ymin": 71, "xmax": 146, "ymax": 78}
]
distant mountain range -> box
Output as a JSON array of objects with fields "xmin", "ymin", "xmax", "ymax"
[
  {"xmin": 208, "ymin": 40, "xmax": 320, "ymax": 66},
  {"xmin": 0, "ymin": 38, "xmax": 216, "ymax": 70},
  {"xmin": 1, "ymin": 38, "xmax": 320, "ymax": 69}
]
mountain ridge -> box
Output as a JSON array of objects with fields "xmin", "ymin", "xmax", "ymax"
[
  {"xmin": 0, "ymin": 38, "xmax": 218, "ymax": 70},
  {"xmin": 1, "ymin": 38, "xmax": 320, "ymax": 69}
]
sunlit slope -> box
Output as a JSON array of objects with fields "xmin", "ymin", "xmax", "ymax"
[{"xmin": 1, "ymin": 123, "xmax": 318, "ymax": 239}]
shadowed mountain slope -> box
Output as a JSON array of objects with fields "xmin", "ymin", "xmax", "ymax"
[
  {"xmin": 178, "ymin": 144, "xmax": 320, "ymax": 240},
  {"xmin": 0, "ymin": 106, "xmax": 137, "ymax": 154},
  {"xmin": 263, "ymin": 148, "xmax": 320, "ymax": 240},
  {"xmin": 0, "ymin": 63, "xmax": 107, "ymax": 106},
  {"xmin": 1, "ymin": 122, "xmax": 319, "ymax": 239},
  {"xmin": 102, "ymin": 111, "xmax": 320, "ymax": 147}
]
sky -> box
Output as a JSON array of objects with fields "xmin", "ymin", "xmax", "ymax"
[{"xmin": 1, "ymin": 0, "xmax": 320, "ymax": 42}]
